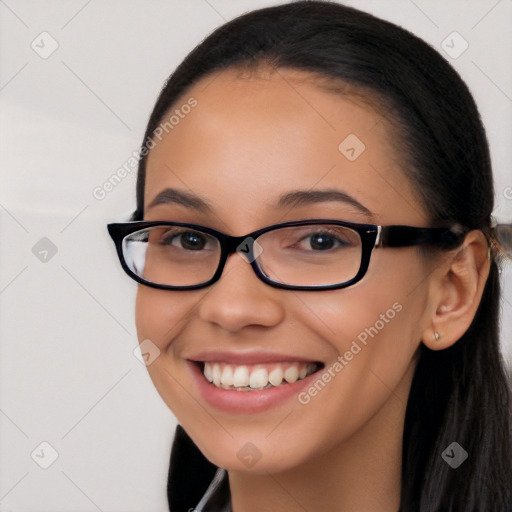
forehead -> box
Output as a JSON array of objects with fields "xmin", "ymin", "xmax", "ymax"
[{"xmin": 144, "ymin": 67, "xmax": 426, "ymax": 230}]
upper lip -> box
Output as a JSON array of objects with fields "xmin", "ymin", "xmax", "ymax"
[{"xmin": 187, "ymin": 350, "xmax": 321, "ymax": 365}]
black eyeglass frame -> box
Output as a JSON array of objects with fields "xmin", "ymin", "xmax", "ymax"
[{"xmin": 107, "ymin": 219, "xmax": 467, "ymax": 291}]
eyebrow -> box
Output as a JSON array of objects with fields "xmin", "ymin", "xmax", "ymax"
[
  {"xmin": 275, "ymin": 189, "xmax": 373, "ymax": 218},
  {"xmin": 147, "ymin": 188, "xmax": 213, "ymax": 213},
  {"xmin": 146, "ymin": 187, "xmax": 373, "ymax": 218}
]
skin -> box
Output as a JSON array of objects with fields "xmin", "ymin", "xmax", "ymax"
[{"xmin": 135, "ymin": 67, "xmax": 490, "ymax": 512}]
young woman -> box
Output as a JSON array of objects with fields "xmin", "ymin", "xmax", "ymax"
[{"xmin": 108, "ymin": 1, "xmax": 512, "ymax": 510}]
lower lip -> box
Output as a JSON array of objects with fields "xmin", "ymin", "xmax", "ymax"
[{"xmin": 186, "ymin": 360, "xmax": 320, "ymax": 414}]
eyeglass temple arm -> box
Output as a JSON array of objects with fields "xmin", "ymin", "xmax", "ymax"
[{"xmin": 376, "ymin": 224, "xmax": 467, "ymax": 249}]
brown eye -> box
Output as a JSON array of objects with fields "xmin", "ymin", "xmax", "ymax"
[
  {"xmin": 305, "ymin": 232, "xmax": 344, "ymax": 251},
  {"xmin": 160, "ymin": 230, "xmax": 208, "ymax": 250},
  {"xmin": 287, "ymin": 228, "xmax": 356, "ymax": 252}
]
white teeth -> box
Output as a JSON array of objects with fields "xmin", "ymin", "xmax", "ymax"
[
  {"xmin": 220, "ymin": 365, "xmax": 234, "ymax": 386},
  {"xmin": 249, "ymin": 368, "xmax": 269, "ymax": 389},
  {"xmin": 201, "ymin": 361, "xmax": 319, "ymax": 390},
  {"xmin": 284, "ymin": 365, "xmax": 299, "ymax": 383},
  {"xmin": 204, "ymin": 362, "xmax": 213, "ymax": 382},
  {"xmin": 233, "ymin": 365, "xmax": 250, "ymax": 387},
  {"xmin": 268, "ymin": 367, "xmax": 284, "ymax": 386},
  {"xmin": 212, "ymin": 363, "xmax": 222, "ymax": 386}
]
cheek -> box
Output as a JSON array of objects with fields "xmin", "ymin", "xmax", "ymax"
[
  {"xmin": 135, "ymin": 287, "xmax": 165, "ymax": 344},
  {"xmin": 299, "ymin": 252, "xmax": 426, "ymax": 356},
  {"xmin": 134, "ymin": 287, "xmax": 208, "ymax": 427},
  {"xmin": 292, "ymin": 253, "xmax": 427, "ymax": 414},
  {"xmin": 135, "ymin": 286, "xmax": 195, "ymax": 350},
  {"xmin": 264, "ymin": 288, "xmax": 424, "ymax": 469}
]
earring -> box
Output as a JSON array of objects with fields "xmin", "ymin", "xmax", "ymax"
[{"xmin": 434, "ymin": 331, "xmax": 440, "ymax": 341}]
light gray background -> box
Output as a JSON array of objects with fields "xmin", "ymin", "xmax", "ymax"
[{"xmin": 1, "ymin": 1, "xmax": 511, "ymax": 511}]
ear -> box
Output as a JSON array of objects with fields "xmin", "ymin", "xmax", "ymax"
[{"xmin": 422, "ymin": 230, "xmax": 491, "ymax": 350}]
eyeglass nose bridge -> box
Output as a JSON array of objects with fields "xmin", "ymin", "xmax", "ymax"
[
  {"xmin": 216, "ymin": 232, "xmax": 263, "ymax": 268},
  {"xmin": 205, "ymin": 230, "xmax": 277, "ymax": 290}
]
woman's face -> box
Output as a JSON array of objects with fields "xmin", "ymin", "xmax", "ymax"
[{"xmin": 136, "ymin": 67, "xmax": 436, "ymax": 473}]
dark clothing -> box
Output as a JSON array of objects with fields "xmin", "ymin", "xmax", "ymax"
[{"xmin": 167, "ymin": 425, "xmax": 232, "ymax": 512}]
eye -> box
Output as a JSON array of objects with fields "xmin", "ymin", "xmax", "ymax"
[
  {"xmin": 159, "ymin": 229, "xmax": 210, "ymax": 251},
  {"xmin": 305, "ymin": 232, "xmax": 338, "ymax": 250},
  {"xmin": 295, "ymin": 229, "xmax": 354, "ymax": 251}
]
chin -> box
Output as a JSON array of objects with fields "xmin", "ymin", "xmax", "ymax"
[{"xmin": 186, "ymin": 426, "xmax": 317, "ymax": 474}]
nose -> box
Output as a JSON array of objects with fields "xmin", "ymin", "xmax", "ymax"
[{"xmin": 197, "ymin": 251, "xmax": 285, "ymax": 333}]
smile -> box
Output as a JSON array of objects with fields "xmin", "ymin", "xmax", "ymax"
[
  {"xmin": 201, "ymin": 361, "xmax": 322, "ymax": 391},
  {"xmin": 186, "ymin": 352, "xmax": 325, "ymax": 413}
]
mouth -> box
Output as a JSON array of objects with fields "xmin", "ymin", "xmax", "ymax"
[
  {"xmin": 185, "ymin": 351, "xmax": 326, "ymax": 413},
  {"xmin": 194, "ymin": 360, "xmax": 324, "ymax": 391}
]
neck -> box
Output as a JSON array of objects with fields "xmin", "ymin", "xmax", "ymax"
[{"xmin": 227, "ymin": 361, "xmax": 416, "ymax": 512}]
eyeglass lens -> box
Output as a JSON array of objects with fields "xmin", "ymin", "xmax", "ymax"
[{"xmin": 122, "ymin": 224, "xmax": 363, "ymax": 287}]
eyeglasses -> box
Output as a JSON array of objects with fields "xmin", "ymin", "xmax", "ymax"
[{"xmin": 107, "ymin": 219, "xmax": 467, "ymax": 291}]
